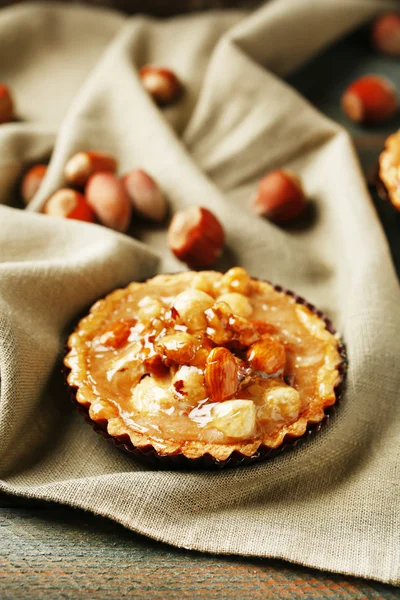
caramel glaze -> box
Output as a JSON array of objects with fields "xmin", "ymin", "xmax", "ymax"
[{"xmin": 65, "ymin": 271, "xmax": 342, "ymax": 455}]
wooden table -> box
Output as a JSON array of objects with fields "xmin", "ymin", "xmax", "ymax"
[
  {"xmin": 1, "ymin": 19, "xmax": 400, "ymax": 600},
  {"xmin": 2, "ymin": 496, "xmax": 400, "ymax": 599}
]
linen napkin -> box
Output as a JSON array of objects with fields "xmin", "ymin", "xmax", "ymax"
[{"xmin": 0, "ymin": 0, "xmax": 399, "ymax": 584}]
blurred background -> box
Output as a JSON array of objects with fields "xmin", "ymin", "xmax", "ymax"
[{"xmin": 0, "ymin": 0, "xmax": 258, "ymax": 15}]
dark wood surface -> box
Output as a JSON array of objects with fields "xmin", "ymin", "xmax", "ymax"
[
  {"xmin": 2, "ymin": 13, "xmax": 400, "ymax": 600},
  {"xmin": 1, "ymin": 498, "xmax": 400, "ymax": 599}
]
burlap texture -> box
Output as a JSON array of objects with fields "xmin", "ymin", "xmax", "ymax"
[{"xmin": 0, "ymin": 0, "xmax": 399, "ymax": 584}]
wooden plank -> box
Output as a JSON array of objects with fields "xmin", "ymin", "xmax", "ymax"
[{"xmin": 1, "ymin": 506, "xmax": 399, "ymax": 599}]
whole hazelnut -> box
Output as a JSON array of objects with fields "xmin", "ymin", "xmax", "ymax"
[
  {"xmin": 21, "ymin": 164, "xmax": 47, "ymax": 205},
  {"xmin": 64, "ymin": 151, "xmax": 117, "ymax": 187},
  {"xmin": 172, "ymin": 288, "xmax": 215, "ymax": 330},
  {"xmin": 0, "ymin": 84, "xmax": 14, "ymax": 124},
  {"xmin": 86, "ymin": 172, "xmax": 132, "ymax": 232},
  {"xmin": 168, "ymin": 206, "xmax": 225, "ymax": 269},
  {"xmin": 341, "ymin": 75, "xmax": 398, "ymax": 124},
  {"xmin": 44, "ymin": 189, "xmax": 95, "ymax": 223},
  {"xmin": 139, "ymin": 66, "xmax": 183, "ymax": 106},
  {"xmin": 372, "ymin": 12, "xmax": 400, "ymax": 56},
  {"xmin": 122, "ymin": 169, "xmax": 167, "ymax": 222},
  {"xmin": 251, "ymin": 169, "xmax": 307, "ymax": 223}
]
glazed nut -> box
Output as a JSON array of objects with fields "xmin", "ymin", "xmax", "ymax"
[
  {"xmin": 64, "ymin": 151, "xmax": 117, "ymax": 187},
  {"xmin": 227, "ymin": 314, "xmax": 260, "ymax": 348},
  {"xmin": 210, "ymin": 399, "xmax": 256, "ymax": 439},
  {"xmin": 44, "ymin": 189, "xmax": 95, "ymax": 223},
  {"xmin": 204, "ymin": 302, "xmax": 233, "ymax": 346},
  {"xmin": 205, "ymin": 347, "xmax": 239, "ymax": 403},
  {"xmin": 21, "ymin": 164, "xmax": 47, "ymax": 205},
  {"xmin": 131, "ymin": 376, "xmax": 172, "ymax": 414},
  {"xmin": 122, "ymin": 169, "xmax": 167, "ymax": 222},
  {"xmin": 190, "ymin": 271, "xmax": 220, "ymax": 297},
  {"xmin": 139, "ymin": 66, "xmax": 183, "ymax": 106},
  {"xmin": 0, "ymin": 84, "xmax": 14, "ymax": 124},
  {"xmin": 168, "ymin": 206, "xmax": 225, "ymax": 269},
  {"xmin": 217, "ymin": 292, "xmax": 253, "ymax": 319},
  {"xmin": 372, "ymin": 12, "xmax": 400, "ymax": 56},
  {"xmin": 188, "ymin": 335, "xmax": 215, "ymax": 369},
  {"xmin": 259, "ymin": 386, "xmax": 301, "ymax": 424},
  {"xmin": 247, "ymin": 335, "xmax": 286, "ymax": 375},
  {"xmin": 171, "ymin": 365, "xmax": 207, "ymax": 403},
  {"xmin": 172, "ymin": 289, "xmax": 215, "ymax": 331},
  {"xmin": 156, "ymin": 331, "xmax": 196, "ymax": 365},
  {"xmin": 341, "ymin": 75, "xmax": 398, "ymax": 124},
  {"xmin": 86, "ymin": 172, "xmax": 132, "ymax": 232},
  {"xmin": 251, "ymin": 169, "xmax": 307, "ymax": 224},
  {"xmin": 143, "ymin": 354, "xmax": 170, "ymax": 379},
  {"xmin": 220, "ymin": 267, "xmax": 251, "ymax": 295}
]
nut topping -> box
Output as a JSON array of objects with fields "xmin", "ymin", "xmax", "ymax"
[
  {"xmin": 66, "ymin": 266, "xmax": 343, "ymax": 454},
  {"xmin": 204, "ymin": 301, "xmax": 233, "ymax": 346},
  {"xmin": 211, "ymin": 399, "xmax": 256, "ymax": 439},
  {"xmin": 156, "ymin": 331, "xmax": 196, "ymax": 365},
  {"xmin": 171, "ymin": 366, "xmax": 207, "ymax": 404},
  {"xmin": 173, "ymin": 289, "xmax": 214, "ymax": 331},
  {"xmin": 258, "ymin": 385, "xmax": 301, "ymax": 426},
  {"xmin": 247, "ymin": 336, "xmax": 286, "ymax": 375},
  {"xmin": 218, "ymin": 292, "xmax": 253, "ymax": 318},
  {"xmin": 227, "ymin": 314, "xmax": 260, "ymax": 348},
  {"xmin": 205, "ymin": 347, "xmax": 239, "ymax": 403},
  {"xmin": 219, "ymin": 267, "xmax": 251, "ymax": 295}
]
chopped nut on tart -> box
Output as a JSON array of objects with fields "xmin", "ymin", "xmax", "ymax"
[{"xmin": 65, "ymin": 268, "xmax": 345, "ymax": 466}]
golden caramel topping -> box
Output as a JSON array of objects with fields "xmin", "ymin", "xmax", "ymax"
[
  {"xmin": 99, "ymin": 319, "xmax": 137, "ymax": 349},
  {"xmin": 65, "ymin": 268, "xmax": 342, "ymax": 455},
  {"xmin": 205, "ymin": 347, "xmax": 239, "ymax": 403}
]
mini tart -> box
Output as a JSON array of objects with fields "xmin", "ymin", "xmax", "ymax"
[{"xmin": 65, "ymin": 268, "xmax": 346, "ymax": 468}]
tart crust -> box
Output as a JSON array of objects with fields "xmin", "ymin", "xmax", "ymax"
[
  {"xmin": 65, "ymin": 271, "xmax": 347, "ymax": 468},
  {"xmin": 378, "ymin": 130, "xmax": 400, "ymax": 209}
]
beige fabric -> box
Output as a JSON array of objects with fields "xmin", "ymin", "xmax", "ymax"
[{"xmin": 0, "ymin": 0, "xmax": 399, "ymax": 584}]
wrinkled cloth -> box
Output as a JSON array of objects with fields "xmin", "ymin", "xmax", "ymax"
[{"xmin": 0, "ymin": 0, "xmax": 399, "ymax": 584}]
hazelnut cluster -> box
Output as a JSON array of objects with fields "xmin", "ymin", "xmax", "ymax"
[
  {"xmin": 22, "ymin": 152, "xmax": 168, "ymax": 232},
  {"xmin": 97, "ymin": 268, "xmax": 302, "ymax": 439},
  {"xmin": 101, "ymin": 268, "xmax": 287, "ymax": 408}
]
